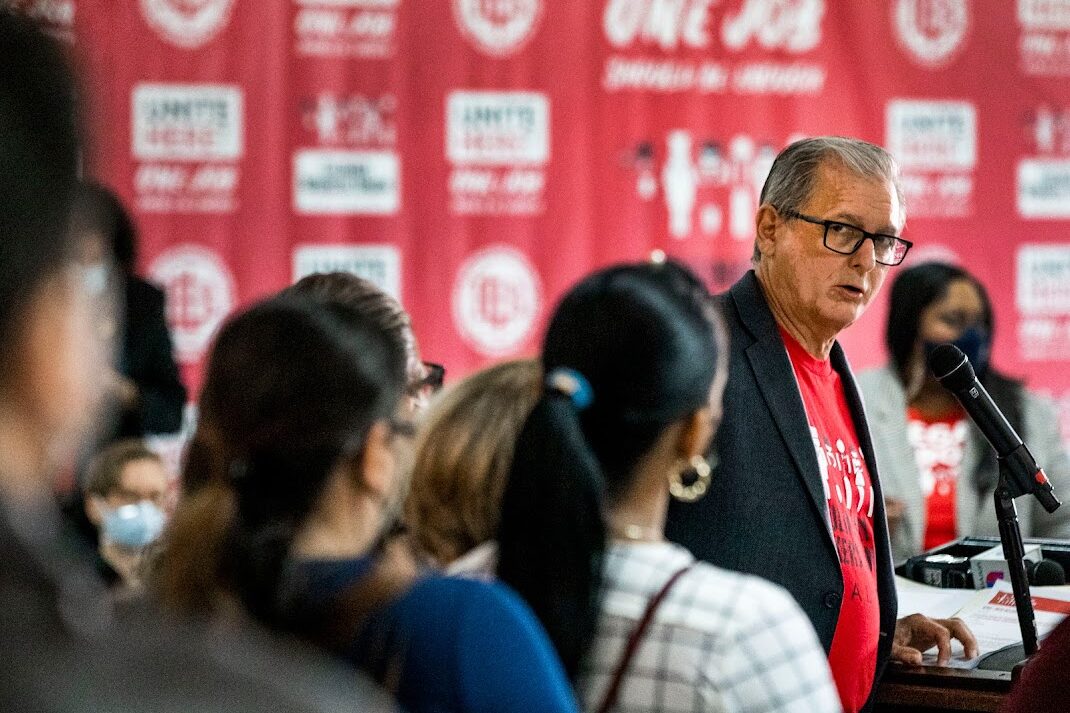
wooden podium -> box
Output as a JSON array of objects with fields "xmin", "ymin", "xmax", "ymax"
[{"xmin": 875, "ymin": 663, "xmax": 1012, "ymax": 713}]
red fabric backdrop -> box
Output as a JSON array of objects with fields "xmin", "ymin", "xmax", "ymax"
[{"xmin": 27, "ymin": 0, "xmax": 1070, "ymax": 444}]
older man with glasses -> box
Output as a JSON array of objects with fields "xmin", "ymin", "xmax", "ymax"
[{"xmin": 665, "ymin": 136, "xmax": 977, "ymax": 713}]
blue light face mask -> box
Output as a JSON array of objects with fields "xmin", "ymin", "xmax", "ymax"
[
  {"xmin": 924, "ymin": 325, "xmax": 992, "ymax": 379},
  {"xmin": 101, "ymin": 501, "xmax": 166, "ymax": 549}
]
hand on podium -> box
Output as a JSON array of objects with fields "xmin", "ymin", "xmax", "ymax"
[{"xmin": 892, "ymin": 613, "xmax": 979, "ymax": 666}]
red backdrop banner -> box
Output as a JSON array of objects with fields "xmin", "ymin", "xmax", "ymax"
[{"xmin": 44, "ymin": 0, "xmax": 1070, "ymax": 444}]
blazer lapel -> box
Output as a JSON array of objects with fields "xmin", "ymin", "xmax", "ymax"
[{"xmin": 730, "ymin": 273, "xmax": 834, "ymax": 541}]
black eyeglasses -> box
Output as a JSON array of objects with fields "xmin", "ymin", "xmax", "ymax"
[
  {"xmin": 421, "ymin": 362, "xmax": 445, "ymax": 392},
  {"xmin": 781, "ymin": 209, "xmax": 912, "ymax": 266},
  {"xmin": 406, "ymin": 362, "xmax": 445, "ymax": 404}
]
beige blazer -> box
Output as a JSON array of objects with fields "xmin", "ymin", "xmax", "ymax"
[{"xmin": 856, "ymin": 365, "xmax": 1070, "ymax": 562}]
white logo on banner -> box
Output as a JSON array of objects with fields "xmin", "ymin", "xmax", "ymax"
[
  {"xmin": 447, "ymin": 91, "xmax": 549, "ymax": 165},
  {"xmin": 893, "ymin": 0, "xmax": 970, "ymax": 67},
  {"xmin": 1019, "ymin": 2, "xmax": 1070, "ymax": 77},
  {"xmin": 601, "ymin": 0, "xmax": 826, "ymax": 95},
  {"xmin": 663, "ymin": 131, "xmax": 699, "ymax": 239},
  {"xmin": 1017, "ymin": 160, "xmax": 1070, "ymax": 218},
  {"xmin": 1019, "ymin": 0, "xmax": 1070, "ymax": 30},
  {"xmin": 292, "ymin": 244, "xmax": 401, "ymax": 299},
  {"xmin": 1018, "ymin": 245, "xmax": 1070, "ymax": 314},
  {"xmin": 885, "ymin": 99, "xmax": 975, "ymax": 218},
  {"xmin": 1017, "ymin": 245, "xmax": 1070, "ymax": 361},
  {"xmin": 886, "ymin": 100, "xmax": 976, "ymax": 170},
  {"xmin": 293, "ymin": 150, "xmax": 400, "ymax": 214},
  {"xmin": 149, "ymin": 245, "xmax": 234, "ymax": 364},
  {"xmin": 603, "ymin": 0, "xmax": 823, "ymax": 52},
  {"xmin": 302, "ymin": 93, "xmax": 397, "ymax": 148},
  {"xmin": 452, "ymin": 246, "xmax": 541, "ymax": 356},
  {"xmin": 132, "ymin": 84, "xmax": 244, "ymax": 161},
  {"xmin": 293, "ymin": 0, "xmax": 399, "ymax": 59},
  {"xmin": 452, "ymin": 0, "xmax": 543, "ymax": 56},
  {"xmin": 139, "ymin": 0, "xmax": 235, "ymax": 48},
  {"xmin": 633, "ymin": 131, "xmax": 779, "ymax": 246},
  {"xmin": 446, "ymin": 92, "xmax": 550, "ymax": 215}
]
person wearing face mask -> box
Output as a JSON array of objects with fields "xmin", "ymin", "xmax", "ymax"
[
  {"xmin": 857, "ymin": 262, "xmax": 1070, "ymax": 562},
  {"xmin": 83, "ymin": 440, "xmax": 169, "ymax": 591},
  {"xmin": 153, "ymin": 295, "xmax": 578, "ymax": 713}
]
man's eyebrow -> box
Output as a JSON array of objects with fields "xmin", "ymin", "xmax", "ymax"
[{"xmin": 828, "ymin": 212, "xmax": 898, "ymax": 235}]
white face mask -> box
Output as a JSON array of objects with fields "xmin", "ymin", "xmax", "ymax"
[{"xmin": 81, "ymin": 262, "xmax": 110, "ymax": 297}]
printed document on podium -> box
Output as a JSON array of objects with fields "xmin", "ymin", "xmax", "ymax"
[{"xmin": 921, "ymin": 580, "xmax": 1070, "ymax": 669}]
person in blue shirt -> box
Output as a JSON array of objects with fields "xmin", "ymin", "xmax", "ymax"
[{"xmin": 154, "ymin": 295, "xmax": 578, "ymax": 713}]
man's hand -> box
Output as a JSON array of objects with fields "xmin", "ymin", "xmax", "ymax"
[{"xmin": 892, "ymin": 613, "xmax": 979, "ymax": 666}]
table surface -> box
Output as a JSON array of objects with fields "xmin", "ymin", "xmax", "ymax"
[{"xmin": 875, "ymin": 663, "xmax": 1013, "ymax": 713}]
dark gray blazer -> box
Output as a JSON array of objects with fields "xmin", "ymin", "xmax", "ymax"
[{"xmin": 666, "ymin": 271, "xmax": 897, "ymax": 705}]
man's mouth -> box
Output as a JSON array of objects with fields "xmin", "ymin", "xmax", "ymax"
[{"xmin": 839, "ymin": 284, "xmax": 864, "ymax": 296}]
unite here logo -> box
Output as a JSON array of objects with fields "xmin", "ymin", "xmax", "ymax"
[
  {"xmin": 132, "ymin": 84, "xmax": 243, "ymax": 214},
  {"xmin": 446, "ymin": 91, "xmax": 550, "ymax": 215},
  {"xmin": 886, "ymin": 99, "xmax": 976, "ymax": 217}
]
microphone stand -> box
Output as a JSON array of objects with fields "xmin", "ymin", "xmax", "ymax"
[
  {"xmin": 994, "ymin": 460, "xmax": 1038, "ymax": 657},
  {"xmin": 977, "ymin": 447, "xmax": 1041, "ymax": 674}
]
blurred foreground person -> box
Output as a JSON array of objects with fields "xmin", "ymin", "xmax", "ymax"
[
  {"xmin": 858, "ymin": 262, "xmax": 1070, "ymax": 561},
  {"xmin": 154, "ymin": 296, "xmax": 578, "ymax": 713},
  {"xmin": 497, "ymin": 261, "xmax": 842, "ymax": 712},
  {"xmin": 0, "ymin": 10, "xmax": 394, "ymax": 712},
  {"xmin": 71, "ymin": 182, "xmax": 186, "ymax": 443},
  {"xmin": 405, "ymin": 359, "xmax": 541, "ymax": 574},
  {"xmin": 82, "ymin": 440, "xmax": 169, "ymax": 592}
]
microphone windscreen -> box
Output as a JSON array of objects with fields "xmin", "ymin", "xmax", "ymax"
[
  {"xmin": 1032, "ymin": 559, "xmax": 1066, "ymax": 586},
  {"xmin": 928, "ymin": 343, "xmax": 975, "ymax": 391}
]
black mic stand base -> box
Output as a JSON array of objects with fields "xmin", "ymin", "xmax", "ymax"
[{"xmin": 975, "ymin": 642, "xmax": 1028, "ymax": 678}]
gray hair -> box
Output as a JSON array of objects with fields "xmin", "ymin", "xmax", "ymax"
[{"xmin": 753, "ymin": 136, "xmax": 905, "ymax": 262}]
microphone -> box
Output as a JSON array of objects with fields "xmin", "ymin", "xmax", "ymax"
[
  {"xmin": 928, "ymin": 344, "xmax": 1061, "ymax": 513},
  {"xmin": 1029, "ymin": 558, "xmax": 1067, "ymax": 586}
]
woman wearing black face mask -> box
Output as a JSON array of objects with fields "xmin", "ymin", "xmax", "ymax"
[{"xmin": 857, "ymin": 262, "xmax": 1070, "ymax": 561}]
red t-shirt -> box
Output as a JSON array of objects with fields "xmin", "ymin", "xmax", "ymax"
[
  {"xmin": 906, "ymin": 407, "xmax": 968, "ymax": 551},
  {"xmin": 782, "ymin": 329, "xmax": 879, "ymax": 713}
]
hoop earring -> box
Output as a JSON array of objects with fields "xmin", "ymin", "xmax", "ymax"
[{"xmin": 668, "ymin": 455, "xmax": 714, "ymax": 503}]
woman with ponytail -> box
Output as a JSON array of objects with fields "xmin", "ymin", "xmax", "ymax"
[
  {"xmin": 497, "ymin": 261, "xmax": 842, "ymax": 713},
  {"xmin": 155, "ymin": 295, "xmax": 577, "ymax": 713}
]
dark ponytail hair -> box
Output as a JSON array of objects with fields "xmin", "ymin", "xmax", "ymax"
[
  {"xmin": 885, "ymin": 261, "xmax": 1024, "ymax": 488},
  {"xmin": 155, "ymin": 295, "xmax": 406, "ymax": 624},
  {"xmin": 496, "ymin": 260, "xmax": 722, "ymax": 679}
]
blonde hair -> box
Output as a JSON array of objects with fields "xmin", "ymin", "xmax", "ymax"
[{"xmin": 405, "ymin": 359, "xmax": 541, "ymax": 565}]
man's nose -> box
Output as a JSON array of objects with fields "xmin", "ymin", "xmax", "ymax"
[{"xmin": 850, "ymin": 237, "xmax": 878, "ymax": 270}]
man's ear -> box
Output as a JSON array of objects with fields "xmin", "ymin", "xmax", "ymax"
[
  {"xmin": 754, "ymin": 204, "xmax": 781, "ymax": 259},
  {"xmin": 357, "ymin": 421, "xmax": 396, "ymax": 501}
]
